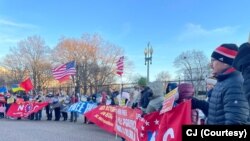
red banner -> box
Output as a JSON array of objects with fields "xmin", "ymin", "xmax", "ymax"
[
  {"xmin": 7, "ymin": 102, "xmax": 48, "ymax": 118},
  {"xmin": 84, "ymin": 101, "xmax": 191, "ymax": 141},
  {"xmin": 137, "ymin": 100, "xmax": 192, "ymax": 141},
  {"xmin": 84, "ymin": 105, "xmax": 116, "ymax": 134},
  {"xmin": 157, "ymin": 100, "xmax": 192, "ymax": 141},
  {"xmin": 115, "ymin": 107, "xmax": 141, "ymax": 141}
]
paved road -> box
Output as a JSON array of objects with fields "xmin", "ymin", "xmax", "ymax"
[{"xmin": 0, "ymin": 118, "xmax": 118, "ymax": 141}]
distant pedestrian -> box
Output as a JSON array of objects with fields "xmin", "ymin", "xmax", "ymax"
[{"xmin": 70, "ymin": 93, "xmax": 78, "ymax": 122}]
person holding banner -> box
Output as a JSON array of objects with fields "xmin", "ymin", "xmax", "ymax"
[
  {"xmin": 28, "ymin": 93, "xmax": 36, "ymax": 120},
  {"xmin": 5, "ymin": 93, "xmax": 14, "ymax": 119},
  {"xmin": 60, "ymin": 92, "xmax": 70, "ymax": 121},
  {"xmin": 100, "ymin": 91, "xmax": 107, "ymax": 105},
  {"xmin": 52, "ymin": 92, "xmax": 61, "ymax": 121},
  {"xmin": 145, "ymin": 81, "xmax": 164, "ymax": 114},
  {"xmin": 130, "ymin": 86, "xmax": 141, "ymax": 109},
  {"xmin": 140, "ymin": 86, "xmax": 152, "ymax": 113},
  {"xmin": 177, "ymin": 82, "xmax": 205, "ymax": 124},
  {"xmin": 35, "ymin": 91, "xmax": 44, "ymax": 120},
  {"xmin": 45, "ymin": 92, "xmax": 54, "ymax": 120},
  {"xmin": 70, "ymin": 93, "xmax": 78, "ymax": 122},
  {"xmin": 0, "ymin": 93, "xmax": 6, "ymax": 118}
]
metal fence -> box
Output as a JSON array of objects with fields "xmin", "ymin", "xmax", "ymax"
[{"xmin": 44, "ymin": 78, "xmax": 207, "ymax": 98}]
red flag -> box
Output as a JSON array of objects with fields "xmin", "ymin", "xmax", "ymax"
[
  {"xmin": 156, "ymin": 100, "xmax": 192, "ymax": 141},
  {"xmin": 19, "ymin": 78, "xmax": 33, "ymax": 92},
  {"xmin": 116, "ymin": 56, "xmax": 124, "ymax": 76},
  {"xmin": 137, "ymin": 100, "xmax": 192, "ymax": 141},
  {"xmin": 52, "ymin": 61, "xmax": 76, "ymax": 82}
]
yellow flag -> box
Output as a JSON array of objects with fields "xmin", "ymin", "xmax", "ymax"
[{"xmin": 12, "ymin": 87, "xmax": 25, "ymax": 92}]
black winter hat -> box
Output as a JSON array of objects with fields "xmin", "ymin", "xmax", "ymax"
[
  {"xmin": 211, "ymin": 43, "xmax": 238, "ymax": 66},
  {"xmin": 233, "ymin": 42, "xmax": 250, "ymax": 72}
]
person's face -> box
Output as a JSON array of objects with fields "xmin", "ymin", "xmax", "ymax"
[{"xmin": 210, "ymin": 58, "xmax": 229, "ymax": 76}]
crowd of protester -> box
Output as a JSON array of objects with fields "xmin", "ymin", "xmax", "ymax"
[
  {"xmin": 0, "ymin": 42, "xmax": 250, "ymax": 141},
  {"xmin": 0, "ymin": 90, "xmax": 82, "ymax": 122}
]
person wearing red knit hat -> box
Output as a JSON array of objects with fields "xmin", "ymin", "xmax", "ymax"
[{"xmin": 192, "ymin": 43, "xmax": 249, "ymax": 125}]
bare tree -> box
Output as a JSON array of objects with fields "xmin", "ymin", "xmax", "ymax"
[
  {"xmin": 52, "ymin": 34, "xmax": 124, "ymax": 94},
  {"xmin": 2, "ymin": 35, "xmax": 51, "ymax": 92},
  {"xmin": 155, "ymin": 71, "xmax": 171, "ymax": 82},
  {"xmin": 2, "ymin": 48, "xmax": 28, "ymax": 84},
  {"xmin": 174, "ymin": 50, "xmax": 210, "ymax": 95}
]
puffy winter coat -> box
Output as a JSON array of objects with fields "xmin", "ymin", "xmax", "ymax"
[
  {"xmin": 242, "ymin": 66, "xmax": 250, "ymax": 123},
  {"xmin": 207, "ymin": 69, "xmax": 249, "ymax": 124}
]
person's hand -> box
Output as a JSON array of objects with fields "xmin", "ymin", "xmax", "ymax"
[{"xmin": 191, "ymin": 109, "xmax": 198, "ymax": 124}]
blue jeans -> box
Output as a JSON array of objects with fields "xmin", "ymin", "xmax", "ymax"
[{"xmin": 70, "ymin": 112, "xmax": 77, "ymax": 122}]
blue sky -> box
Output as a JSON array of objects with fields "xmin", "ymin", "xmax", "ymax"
[{"xmin": 0, "ymin": 0, "xmax": 250, "ymax": 81}]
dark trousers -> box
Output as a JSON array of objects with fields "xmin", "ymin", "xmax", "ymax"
[
  {"xmin": 29, "ymin": 113, "xmax": 34, "ymax": 120},
  {"xmin": 35, "ymin": 110, "xmax": 42, "ymax": 120},
  {"xmin": 46, "ymin": 105, "xmax": 52, "ymax": 120},
  {"xmin": 54, "ymin": 107, "xmax": 61, "ymax": 121},
  {"xmin": 5, "ymin": 104, "xmax": 11, "ymax": 114},
  {"xmin": 61, "ymin": 112, "xmax": 68, "ymax": 121},
  {"xmin": 70, "ymin": 112, "xmax": 77, "ymax": 122},
  {"xmin": 0, "ymin": 112, "xmax": 4, "ymax": 118}
]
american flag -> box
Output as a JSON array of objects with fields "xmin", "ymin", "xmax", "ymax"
[
  {"xmin": 52, "ymin": 61, "xmax": 76, "ymax": 81},
  {"xmin": 116, "ymin": 56, "xmax": 124, "ymax": 76}
]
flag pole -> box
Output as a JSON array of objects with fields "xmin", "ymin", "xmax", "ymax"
[
  {"xmin": 116, "ymin": 75, "xmax": 123, "ymax": 140},
  {"xmin": 115, "ymin": 56, "xmax": 124, "ymax": 139},
  {"xmin": 120, "ymin": 76, "xmax": 123, "ymax": 97}
]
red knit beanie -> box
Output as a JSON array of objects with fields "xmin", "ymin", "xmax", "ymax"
[{"xmin": 211, "ymin": 44, "xmax": 238, "ymax": 65}]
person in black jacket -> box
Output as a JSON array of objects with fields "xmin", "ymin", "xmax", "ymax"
[
  {"xmin": 192, "ymin": 43, "xmax": 249, "ymax": 124},
  {"xmin": 139, "ymin": 86, "xmax": 153, "ymax": 113},
  {"xmin": 233, "ymin": 42, "xmax": 250, "ymax": 123},
  {"xmin": 45, "ymin": 92, "xmax": 53, "ymax": 120}
]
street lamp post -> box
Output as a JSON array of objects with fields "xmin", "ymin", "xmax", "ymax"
[
  {"xmin": 144, "ymin": 42, "xmax": 153, "ymax": 83},
  {"xmin": 248, "ymin": 32, "xmax": 250, "ymax": 43}
]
